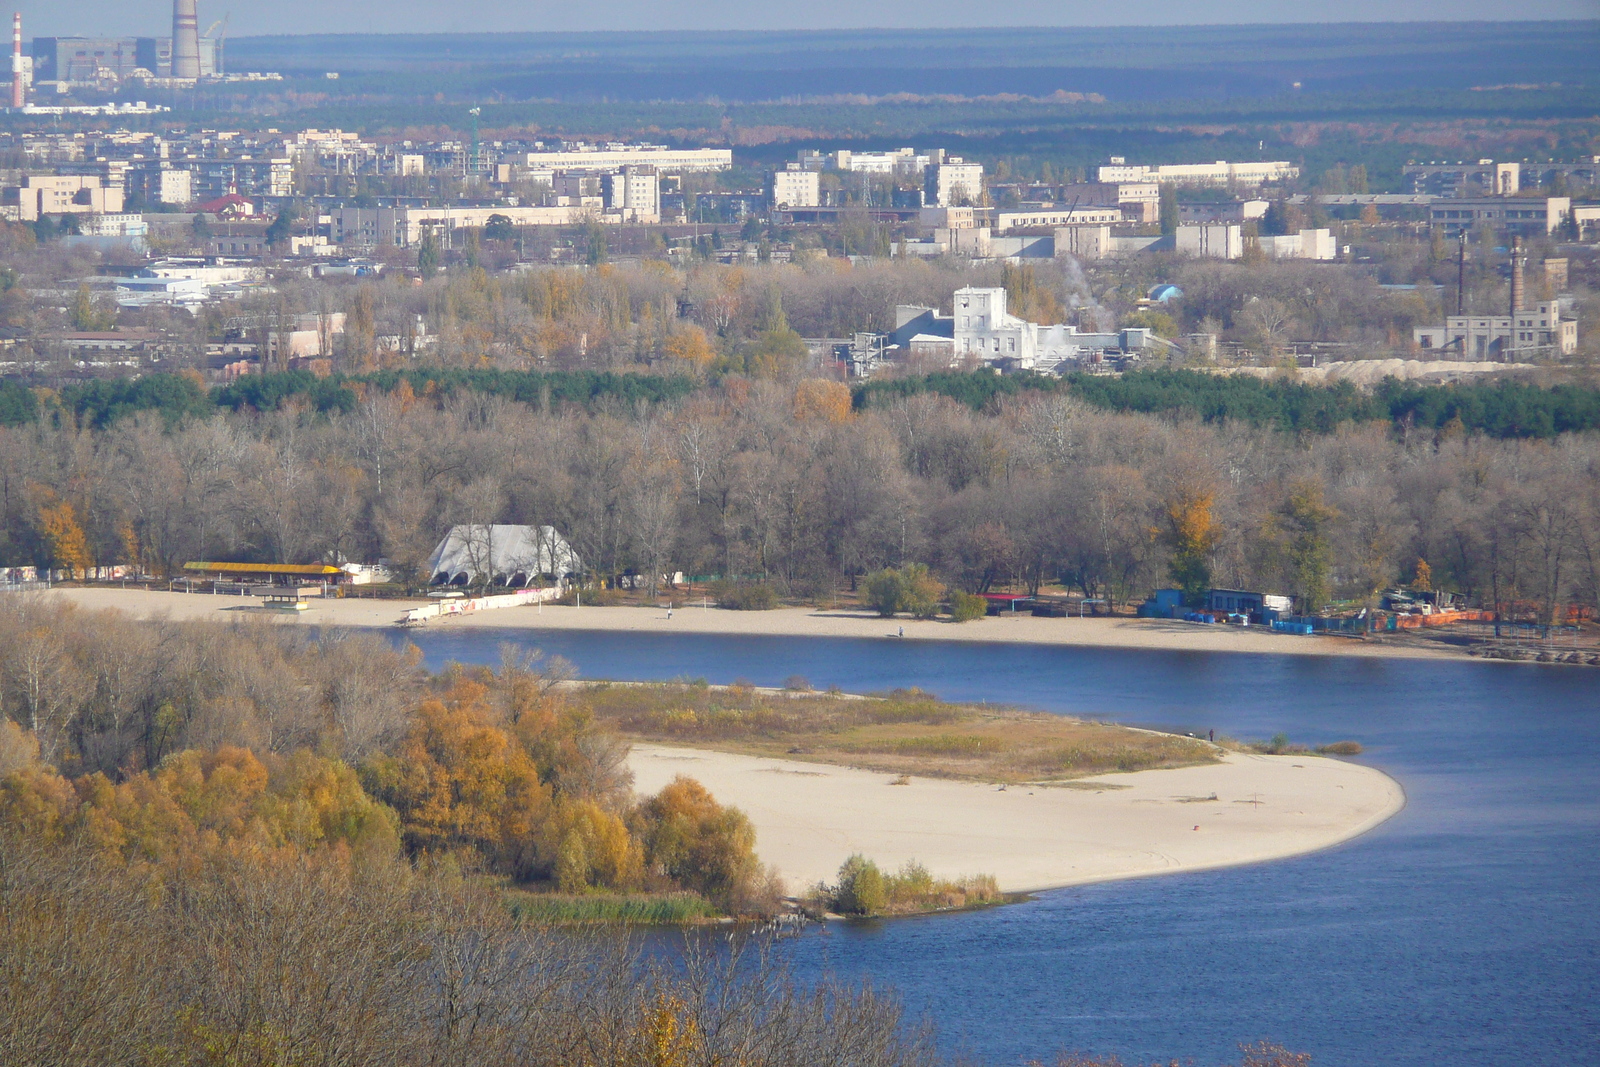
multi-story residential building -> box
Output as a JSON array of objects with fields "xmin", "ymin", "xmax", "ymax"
[
  {"xmin": 605, "ymin": 167, "xmax": 660, "ymax": 223},
  {"xmin": 1096, "ymin": 160, "xmax": 1299, "ymax": 185},
  {"xmin": 925, "ymin": 159, "xmax": 984, "ymax": 207},
  {"xmin": 180, "ymin": 156, "xmax": 294, "ymax": 200},
  {"xmin": 770, "ymin": 165, "xmax": 821, "ymax": 208},
  {"xmin": 1404, "ymin": 158, "xmax": 1600, "ymax": 197},
  {"xmin": 126, "ymin": 165, "xmax": 193, "ymax": 205},
  {"xmin": 1427, "ymin": 196, "xmax": 1571, "ymax": 236}
]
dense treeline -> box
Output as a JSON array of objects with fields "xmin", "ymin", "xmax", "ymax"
[
  {"xmin": 17, "ymin": 367, "xmax": 1600, "ymax": 441},
  {"xmin": 857, "ymin": 370, "xmax": 1600, "ymax": 440},
  {"xmin": 0, "ymin": 601, "xmax": 775, "ymax": 910},
  {"xmin": 3, "ymin": 375, "xmax": 1598, "ymax": 623}
]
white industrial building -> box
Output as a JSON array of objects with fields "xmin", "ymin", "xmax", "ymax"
[
  {"xmin": 995, "ymin": 205, "xmax": 1122, "ymax": 232},
  {"xmin": 1415, "ymin": 303, "xmax": 1577, "ymax": 358},
  {"xmin": 427, "ymin": 524, "xmax": 581, "ymax": 586},
  {"xmin": 517, "ymin": 144, "xmax": 731, "ymax": 173},
  {"xmin": 1428, "ymin": 196, "xmax": 1571, "ymax": 236},
  {"xmin": 0, "ymin": 173, "xmax": 123, "ymax": 220},
  {"xmin": 1177, "ymin": 224, "xmax": 1335, "ymax": 260},
  {"xmin": 1097, "ymin": 159, "xmax": 1299, "ymax": 185}
]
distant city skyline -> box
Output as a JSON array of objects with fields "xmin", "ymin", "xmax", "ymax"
[{"xmin": 26, "ymin": 1, "xmax": 1598, "ymax": 39}]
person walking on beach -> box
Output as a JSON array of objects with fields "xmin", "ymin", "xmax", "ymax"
[
  {"xmin": 667, "ymin": 605, "xmax": 673, "ymax": 620},
  {"xmin": 898, "ymin": 626, "xmax": 904, "ymax": 638}
]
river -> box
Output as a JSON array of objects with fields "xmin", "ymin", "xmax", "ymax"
[{"xmin": 402, "ymin": 628, "xmax": 1600, "ymax": 1066}]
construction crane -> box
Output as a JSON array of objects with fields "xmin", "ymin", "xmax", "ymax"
[{"xmin": 203, "ymin": 14, "xmax": 230, "ymax": 76}]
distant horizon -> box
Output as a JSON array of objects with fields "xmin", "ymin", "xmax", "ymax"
[{"xmin": 25, "ymin": 2, "xmax": 1599, "ymax": 39}]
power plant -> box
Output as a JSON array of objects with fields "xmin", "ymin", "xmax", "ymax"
[
  {"xmin": 30, "ymin": 0, "xmax": 221, "ymax": 84},
  {"xmin": 171, "ymin": 0, "xmax": 200, "ymax": 80}
]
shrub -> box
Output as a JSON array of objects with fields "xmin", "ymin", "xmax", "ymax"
[
  {"xmin": 784, "ymin": 675, "xmax": 812, "ymax": 692},
  {"xmin": 711, "ymin": 581, "xmax": 778, "ymax": 610},
  {"xmin": 949, "ymin": 590, "xmax": 987, "ymax": 622},
  {"xmin": 1315, "ymin": 740, "xmax": 1363, "ymax": 755},
  {"xmin": 861, "ymin": 564, "xmax": 944, "ymax": 618},
  {"xmin": 834, "ymin": 854, "xmax": 888, "ymax": 915}
]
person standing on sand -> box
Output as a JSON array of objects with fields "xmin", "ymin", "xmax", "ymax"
[
  {"xmin": 667, "ymin": 606, "xmax": 673, "ymax": 620},
  {"xmin": 898, "ymin": 626, "xmax": 904, "ymax": 638}
]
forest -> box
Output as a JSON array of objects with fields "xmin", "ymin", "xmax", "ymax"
[{"xmin": 3, "ymin": 366, "xmax": 1598, "ymax": 626}]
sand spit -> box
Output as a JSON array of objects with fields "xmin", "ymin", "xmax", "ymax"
[
  {"xmin": 630, "ymin": 743, "xmax": 1406, "ymax": 894},
  {"xmin": 45, "ymin": 589, "xmax": 1458, "ymax": 663}
]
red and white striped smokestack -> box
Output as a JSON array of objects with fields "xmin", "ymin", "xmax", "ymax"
[
  {"xmin": 172, "ymin": 0, "xmax": 201, "ymax": 79},
  {"xmin": 11, "ymin": 12, "xmax": 23, "ymax": 110}
]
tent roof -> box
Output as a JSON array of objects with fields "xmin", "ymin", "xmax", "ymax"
[{"xmin": 426, "ymin": 525, "xmax": 580, "ymax": 583}]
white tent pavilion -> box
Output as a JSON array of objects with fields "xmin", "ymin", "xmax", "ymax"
[{"xmin": 426, "ymin": 525, "xmax": 580, "ymax": 586}]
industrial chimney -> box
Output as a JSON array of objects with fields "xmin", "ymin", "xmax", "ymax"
[
  {"xmin": 10, "ymin": 12, "xmax": 22, "ymax": 109},
  {"xmin": 172, "ymin": 0, "xmax": 201, "ymax": 79},
  {"xmin": 1509, "ymin": 235, "xmax": 1526, "ymax": 320}
]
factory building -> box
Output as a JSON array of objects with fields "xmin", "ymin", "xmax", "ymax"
[
  {"xmin": 32, "ymin": 35, "xmax": 218, "ymax": 83},
  {"xmin": 517, "ymin": 144, "xmax": 731, "ymax": 173},
  {"xmin": 995, "ymin": 206, "xmax": 1122, "ymax": 232},
  {"xmin": 1427, "ymin": 196, "xmax": 1571, "ymax": 236},
  {"xmin": 0, "ymin": 174, "xmax": 123, "ymax": 221},
  {"xmin": 1096, "ymin": 159, "xmax": 1299, "ymax": 186},
  {"xmin": 1054, "ymin": 181, "xmax": 1161, "ymax": 223}
]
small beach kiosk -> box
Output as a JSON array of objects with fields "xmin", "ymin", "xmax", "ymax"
[{"xmin": 182, "ymin": 562, "xmax": 343, "ymax": 602}]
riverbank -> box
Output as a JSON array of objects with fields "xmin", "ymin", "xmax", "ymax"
[
  {"xmin": 44, "ymin": 588, "xmax": 1462, "ymax": 662},
  {"xmin": 629, "ymin": 743, "xmax": 1406, "ymax": 894}
]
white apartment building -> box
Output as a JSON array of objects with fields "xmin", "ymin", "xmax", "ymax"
[
  {"xmin": 770, "ymin": 165, "xmax": 820, "ymax": 208},
  {"xmin": 1097, "ymin": 160, "xmax": 1300, "ymax": 185},
  {"xmin": 605, "ymin": 167, "xmax": 660, "ymax": 223},
  {"xmin": 519, "ymin": 144, "xmax": 732, "ymax": 173},
  {"xmin": 150, "ymin": 167, "xmax": 191, "ymax": 204},
  {"xmin": 926, "ymin": 159, "xmax": 984, "ymax": 207},
  {"xmin": 1414, "ymin": 302, "xmax": 1578, "ymax": 358}
]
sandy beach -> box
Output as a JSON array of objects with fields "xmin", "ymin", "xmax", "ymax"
[
  {"xmin": 630, "ymin": 743, "xmax": 1405, "ymax": 894},
  {"xmin": 45, "ymin": 587, "xmax": 1458, "ymax": 662}
]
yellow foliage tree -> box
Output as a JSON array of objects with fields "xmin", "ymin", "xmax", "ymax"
[
  {"xmin": 550, "ymin": 798, "xmax": 643, "ymax": 892},
  {"xmin": 1163, "ymin": 487, "xmax": 1220, "ymax": 607},
  {"xmin": 36, "ymin": 497, "xmax": 93, "ymax": 578},
  {"xmin": 360, "ymin": 683, "xmax": 552, "ymax": 879},
  {"xmin": 791, "ymin": 379, "xmax": 853, "ymax": 423},
  {"xmin": 635, "ymin": 776, "xmax": 761, "ymax": 910},
  {"xmin": 662, "ymin": 324, "xmax": 715, "ymax": 370}
]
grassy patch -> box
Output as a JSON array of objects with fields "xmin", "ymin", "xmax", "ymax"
[
  {"xmin": 504, "ymin": 890, "xmax": 720, "ymax": 925},
  {"xmin": 569, "ymin": 683, "xmax": 1216, "ymax": 783}
]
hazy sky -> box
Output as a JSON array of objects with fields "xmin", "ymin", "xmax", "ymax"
[{"xmin": 29, "ymin": 0, "xmax": 1599, "ymax": 38}]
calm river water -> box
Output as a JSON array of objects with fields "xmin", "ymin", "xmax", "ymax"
[{"xmin": 402, "ymin": 627, "xmax": 1599, "ymax": 1066}]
